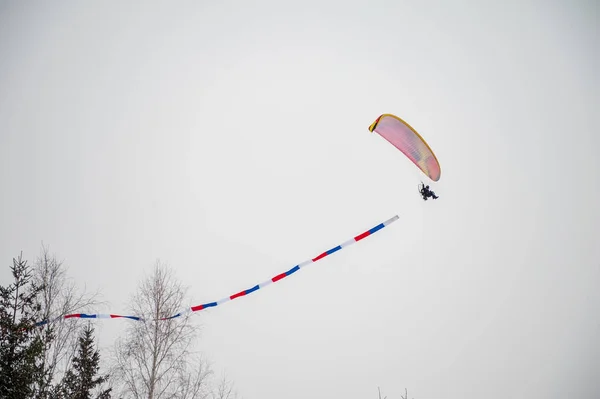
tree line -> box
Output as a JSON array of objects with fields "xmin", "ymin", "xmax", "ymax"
[{"xmin": 0, "ymin": 246, "xmax": 239, "ymax": 399}]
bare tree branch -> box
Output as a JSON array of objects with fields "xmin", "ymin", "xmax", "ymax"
[
  {"xmin": 112, "ymin": 260, "xmax": 212, "ymax": 399},
  {"xmin": 211, "ymin": 374, "xmax": 238, "ymax": 399},
  {"xmin": 32, "ymin": 243, "xmax": 104, "ymax": 397}
]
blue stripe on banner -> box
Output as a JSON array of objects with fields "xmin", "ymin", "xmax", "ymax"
[
  {"xmin": 246, "ymin": 285, "xmax": 260, "ymax": 295},
  {"xmin": 81, "ymin": 314, "xmax": 96, "ymax": 319},
  {"xmin": 203, "ymin": 302, "xmax": 218, "ymax": 308},
  {"xmin": 125, "ymin": 316, "xmax": 141, "ymax": 321},
  {"xmin": 326, "ymin": 245, "xmax": 342, "ymax": 256},
  {"xmin": 368, "ymin": 223, "xmax": 385, "ymax": 235},
  {"xmin": 286, "ymin": 265, "xmax": 300, "ymax": 276}
]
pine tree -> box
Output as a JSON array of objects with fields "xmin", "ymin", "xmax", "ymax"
[
  {"xmin": 55, "ymin": 324, "xmax": 111, "ymax": 399},
  {"xmin": 31, "ymin": 244, "xmax": 103, "ymax": 398},
  {"xmin": 0, "ymin": 252, "xmax": 45, "ymax": 398}
]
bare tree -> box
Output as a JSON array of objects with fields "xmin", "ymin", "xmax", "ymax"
[
  {"xmin": 33, "ymin": 244, "xmax": 103, "ymax": 397},
  {"xmin": 378, "ymin": 387, "xmax": 413, "ymax": 399},
  {"xmin": 211, "ymin": 374, "xmax": 238, "ymax": 399},
  {"xmin": 112, "ymin": 260, "xmax": 212, "ymax": 399},
  {"xmin": 401, "ymin": 387, "xmax": 412, "ymax": 399}
]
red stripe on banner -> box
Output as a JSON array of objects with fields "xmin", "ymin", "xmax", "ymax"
[
  {"xmin": 354, "ymin": 230, "xmax": 371, "ymax": 241},
  {"xmin": 64, "ymin": 314, "xmax": 80, "ymax": 319},
  {"xmin": 191, "ymin": 304, "xmax": 204, "ymax": 312},
  {"xmin": 272, "ymin": 272, "xmax": 287, "ymax": 282},
  {"xmin": 110, "ymin": 315, "xmax": 120, "ymax": 318},
  {"xmin": 230, "ymin": 290, "xmax": 247, "ymax": 300},
  {"xmin": 312, "ymin": 252, "xmax": 328, "ymax": 262}
]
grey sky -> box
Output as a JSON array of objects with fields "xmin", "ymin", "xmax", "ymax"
[{"xmin": 1, "ymin": 1, "xmax": 598, "ymax": 398}]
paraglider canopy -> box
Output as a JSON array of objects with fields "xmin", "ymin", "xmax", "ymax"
[{"xmin": 369, "ymin": 114, "xmax": 441, "ymax": 182}]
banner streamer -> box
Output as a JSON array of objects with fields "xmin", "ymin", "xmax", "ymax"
[{"xmin": 35, "ymin": 215, "xmax": 399, "ymax": 327}]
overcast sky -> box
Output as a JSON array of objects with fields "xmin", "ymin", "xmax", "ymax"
[{"xmin": 1, "ymin": 1, "xmax": 598, "ymax": 398}]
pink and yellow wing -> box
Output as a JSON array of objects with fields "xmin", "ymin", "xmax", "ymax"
[{"xmin": 369, "ymin": 114, "xmax": 441, "ymax": 182}]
